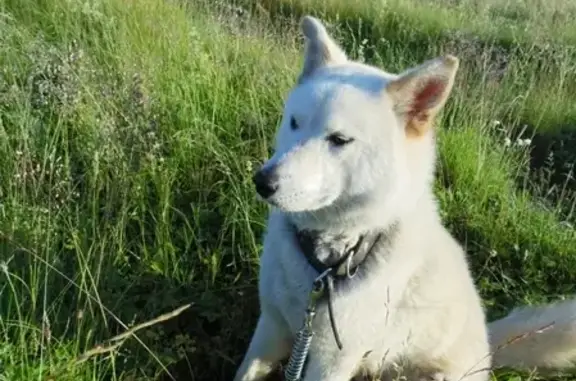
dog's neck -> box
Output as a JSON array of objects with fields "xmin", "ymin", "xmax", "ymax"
[
  {"xmin": 284, "ymin": 209, "xmax": 401, "ymax": 353},
  {"xmin": 287, "ymin": 197, "xmax": 395, "ymax": 235},
  {"xmin": 288, "ymin": 188, "xmax": 435, "ymax": 234},
  {"xmin": 283, "ymin": 190, "xmax": 438, "ymax": 272},
  {"xmin": 288, "ymin": 219, "xmax": 399, "ymax": 277}
]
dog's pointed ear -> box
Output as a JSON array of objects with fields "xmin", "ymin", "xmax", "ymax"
[
  {"xmin": 387, "ymin": 55, "xmax": 459, "ymax": 138},
  {"xmin": 298, "ymin": 15, "xmax": 347, "ymax": 83}
]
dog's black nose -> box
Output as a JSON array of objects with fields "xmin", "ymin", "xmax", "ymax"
[{"xmin": 252, "ymin": 167, "xmax": 279, "ymax": 199}]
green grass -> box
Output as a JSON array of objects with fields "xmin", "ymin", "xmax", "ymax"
[
  {"xmin": 253, "ymin": 0, "xmax": 576, "ymax": 46},
  {"xmin": 1, "ymin": 0, "xmax": 576, "ymax": 380}
]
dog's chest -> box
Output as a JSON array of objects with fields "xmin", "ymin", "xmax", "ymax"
[{"xmin": 259, "ymin": 231, "xmax": 320, "ymax": 333}]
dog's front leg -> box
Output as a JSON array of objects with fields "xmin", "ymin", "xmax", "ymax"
[
  {"xmin": 233, "ymin": 310, "xmax": 292, "ymax": 381},
  {"xmin": 301, "ymin": 349, "xmax": 362, "ymax": 381}
]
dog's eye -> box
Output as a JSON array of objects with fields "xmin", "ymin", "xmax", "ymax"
[
  {"xmin": 290, "ymin": 116, "xmax": 299, "ymax": 130},
  {"xmin": 327, "ymin": 133, "xmax": 353, "ymax": 146}
]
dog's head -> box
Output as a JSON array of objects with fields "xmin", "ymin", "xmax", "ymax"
[{"xmin": 253, "ymin": 16, "xmax": 458, "ymax": 226}]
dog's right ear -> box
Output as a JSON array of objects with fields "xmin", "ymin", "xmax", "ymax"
[
  {"xmin": 298, "ymin": 16, "xmax": 347, "ymax": 83},
  {"xmin": 386, "ymin": 55, "xmax": 459, "ymax": 138}
]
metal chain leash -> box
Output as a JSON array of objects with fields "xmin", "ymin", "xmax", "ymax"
[{"xmin": 284, "ymin": 269, "xmax": 333, "ymax": 381}]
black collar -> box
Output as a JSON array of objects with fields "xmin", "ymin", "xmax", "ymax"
[{"xmin": 290, "ymin": 223, "xmax": 389, "ymax": 281}]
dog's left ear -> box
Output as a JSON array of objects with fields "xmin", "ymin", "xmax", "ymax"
[
  {"xmin": 298, "ymin": 15, "xmax": 347, "ymax": 83},
  {"xmin": 387, "ymin": 55, "xmax": 459, "ymax": 138}
]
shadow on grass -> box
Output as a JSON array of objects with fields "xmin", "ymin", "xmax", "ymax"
[
  {"xmin": 1, "ymin": 196, "xmax": 263, "ymax": 381},
  {"xmin": 507, "ymin": 122, "xmax": 576, "ymax": 224}
]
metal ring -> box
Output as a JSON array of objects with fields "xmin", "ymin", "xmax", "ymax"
[{"xmin": 346, "ymin": 251, "xmax": 358, "ymax": 279}]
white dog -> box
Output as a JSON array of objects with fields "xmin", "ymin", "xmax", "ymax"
[{"xmin": 233, "ymin": 15, "xmax": 576, "ymax": 381}]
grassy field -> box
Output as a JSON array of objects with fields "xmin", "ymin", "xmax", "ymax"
[{"xmin": 1, "ymin": 0, "xmax": 576, "ymax": 380}]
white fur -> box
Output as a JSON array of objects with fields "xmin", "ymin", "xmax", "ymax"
[{"xmin": 234, "ymin": 15, "xmax": 576, "ymax": 381}]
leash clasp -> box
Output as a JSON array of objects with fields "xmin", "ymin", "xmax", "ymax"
[
  {"xmin": 305, "ymin": 268, "xmax": 330, "ymax": 328},
  {"xmin": 312, "ymin": 268, "xmax": 331, "ymax": 293}
]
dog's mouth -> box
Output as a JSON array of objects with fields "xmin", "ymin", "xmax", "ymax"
[{"xmin": 260, "ymin": 190, "xmax": 338, "ymax": 213}]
